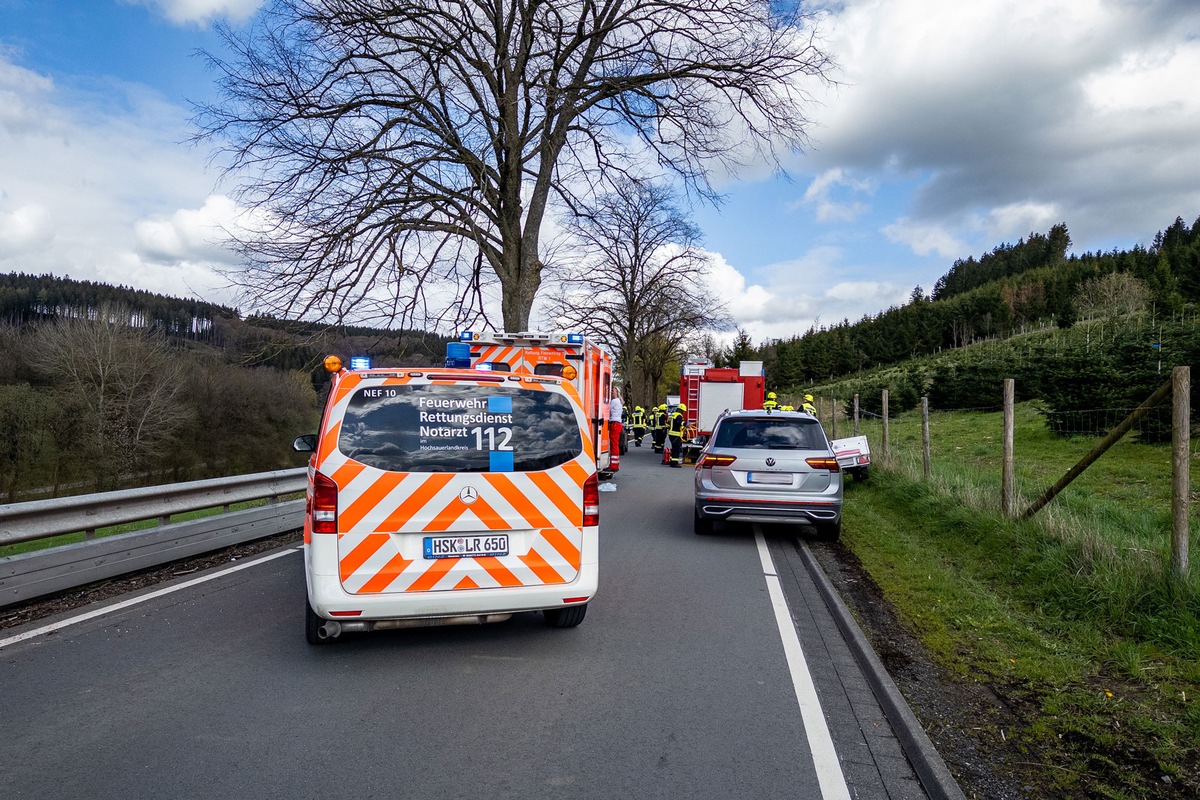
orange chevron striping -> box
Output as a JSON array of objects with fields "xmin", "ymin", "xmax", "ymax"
[
  {"xmin": 484, "ymin": 473, "xmax": 554, "ymax": 529},
  {"xmin": 519, "ymin": 547, "xmax": 566, "ymax": 585},
  {"xmin": 331, "ymin": 459, "xmax": 366, "ymax": 487},
  {"xmin": 408, "ymin": 557, "xmax": 459, "ymax": 591},
  {"xmin": 340, "ymin": 533, "xmax": 392, "ymax": 582},
  {"xmin": 356, "ymin": 551, "xmax": 414, "ymax": 594},
  {"xmin": 561, "ymin": 459, "xmax": 588, "ymax": 488},
  {"xmin": 318, "ymin": 420, "xmax": 342, "ymax": 464},
  {"xmin": 378, "ymin": 473, "xmax": 453, "ymax": 531},
  {"xmin": 475, "ymin": 556, "xmax": 523, "ymax": 588},
  {"xmin": 453, "ymin": 575, "xmax": 480, "ymax": 590},
  {"xmin": 341, "ymin": 471, "xmax": 406, "ymax": 531},
  {"xmin": 539, "ymin": 526, "xmax": 582, "ymax": 565},
  {"xmin": 420, "ymin": 496, "xmax": 468, "ymax": 532},
  {"xmin": 528, "ymin": 471, "xmax": 581, "ymax": 525},
  {"xmin": 331, "ymin": 373, "xmax": 362, "ymax": 406}
]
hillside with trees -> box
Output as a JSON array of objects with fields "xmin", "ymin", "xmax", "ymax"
[
  {"xmin": 726, "ymin": 215, "xmax": 1200, "ymax": 391},
  {"xmin": 0, "ymin": 273, "xmax": 451, "ymax": 501}
]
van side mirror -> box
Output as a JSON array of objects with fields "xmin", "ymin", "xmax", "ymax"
[{"xmin": 293, "ymin": 434, "xmax": 317, "ymax": 452}]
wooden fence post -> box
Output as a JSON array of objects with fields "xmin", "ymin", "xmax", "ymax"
[
  {"xmin": 831, "ymin": 399, "xmax": 837, "ymax": 439},
  {"xmin": 882, "ymin": 389, "xmax": 890, "ymax": 463},
  {"xmin": 853, "ymin": 393, "xmax": 860, "ymax": 435},
  {"xmin": 1002, "ymin": 378, "xmax": 1015, "ymax": 517},
  {"xmin": 1172, "ymin": 366, "xmax": 1190, "ymax": 578},
  {"xmin": 921, "ymin": 396, "xmax": 931, "ymax": 478}
]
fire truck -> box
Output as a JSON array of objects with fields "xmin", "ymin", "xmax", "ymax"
[
  {"xmin": 679, "ymin": 359, "xmax": 766, "ymax": 463},
  {"xmin": 447, "ymin": 331, "xmax": 617, "ymax": 476}
]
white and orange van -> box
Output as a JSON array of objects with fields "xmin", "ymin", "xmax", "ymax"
[{"xmin": 293, "ymin": 356, "xmax": 600, "ymax": 644}]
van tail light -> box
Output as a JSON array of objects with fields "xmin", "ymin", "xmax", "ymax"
[
  {"xmin": 583, "ymin": 472, "xmax": 600, "ymax": 527},
  {"xmin": 312, "ymin": 471, "xmax": 339, "ymax": 533},
  {"xmin": 806, "ymin": 457, "xmax": 841, "ymax": 472},
  {"xmin": 700, "ymin": 454, "xmax": 737, "ymax": 468}
]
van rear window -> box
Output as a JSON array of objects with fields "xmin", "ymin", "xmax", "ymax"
[{"xmin": 338, "ymin": 383, "xmax": 583, "ymax": 472}]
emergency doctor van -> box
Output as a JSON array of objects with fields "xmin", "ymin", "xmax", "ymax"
[{"xmin": 293, "ymin": 356, "xmax": 600, "ymax": 644}]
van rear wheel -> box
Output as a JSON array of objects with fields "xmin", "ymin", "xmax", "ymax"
[
  {"xmin": 544, "ymin": 604, "xmax": 587, "ymax": 628},
  {"xmin": 305, "ymin": 598, "xmax": 335, "ymax": 645}
]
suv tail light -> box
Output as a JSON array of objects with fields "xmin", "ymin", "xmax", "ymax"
[
  {"xmin": 805, "ymin": 456, "xmax": 841, "ymax": 472},
  {"xmin": 700, "ymin": 454, "xmax": 737, "ymax": 468},
  {"xmin": 312, "ymin": 471, "xmax": 339, "ymax": 533},
  {"xmin": 583, "ymin": 472, "xmax": 600, "ymax": 527}
]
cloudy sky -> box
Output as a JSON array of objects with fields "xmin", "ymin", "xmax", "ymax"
[{"xmin": 1, "ymin": 0, "xmax": 1198, "ymax": 343}]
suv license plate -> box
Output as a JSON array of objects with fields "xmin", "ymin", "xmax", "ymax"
[
  {"xmin": 748, "ymin": 472, "xmax": 792, "ymax": 485},
  {"xmin": 423, "ymin": 535, "xmax": 509, "ymax": 559}
]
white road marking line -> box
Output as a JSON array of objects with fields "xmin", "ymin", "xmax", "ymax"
[
  {"xmin": 756, "ymin": 530, "xmax": 852, "ymax": 800},
  {"xmin": 0, "ymin": 547, "xmax": 302, "ymax": 650}
]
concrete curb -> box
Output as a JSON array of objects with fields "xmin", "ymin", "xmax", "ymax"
[{"xmin": 798, "ymin": 541, "xmax": 968, "ymax": 800}]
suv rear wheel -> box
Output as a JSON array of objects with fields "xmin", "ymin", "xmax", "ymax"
[
  {"xmin": 693, "ymin": 507, "xmax": 714, "ymax": 535},
  {"xmin": 813, "ymin": 522, "xmax": 841, "ymax": 542}
]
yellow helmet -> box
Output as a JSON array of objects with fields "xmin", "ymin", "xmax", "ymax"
[
  {"xmin": 677, "ymin": 403, "xmax": 687, "ymax": 411},
  {"xmin": 767, "ymin": 392, "xmax": 777, "ymax": 400},
  {"xmin": 804, "ymin": 394, "xmax": 814, "ymax": 401},
  {"xmin": 635, "ymin": 405, "xmax": 643, "ymax": 411}
]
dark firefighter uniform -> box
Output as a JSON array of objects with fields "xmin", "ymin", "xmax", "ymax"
[
  {"xmin": 666, "ymin": 403, "xmax": 687, "ymax": 467},
  {"xmin": 651, "ymin": 404, "xmax": 668, "ymax": 452},
  {"xmin": 629, "ymin": 406, "xmax": 647, "ymax": 446}
]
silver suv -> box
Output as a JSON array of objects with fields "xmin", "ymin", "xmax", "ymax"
[{"xmin": 692, "ymin": 409, "xmax": 843, "ymax": 539}]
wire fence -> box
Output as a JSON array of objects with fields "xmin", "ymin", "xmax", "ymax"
[{"xmin": 786, "ymin": 370, "xmax": 1194, "ymax": 578}]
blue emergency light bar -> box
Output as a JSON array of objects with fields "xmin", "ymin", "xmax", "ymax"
[
  {"xmin": 566, "ymin": 333, "xmax": 584, "ymax": 344},
  {"xmin": 350, "ymin": 356, "xmax": 372, "ymax": 370},
  {"xmin": 444, "ymin": 341, "xmax": 471, "ymax": 368}
]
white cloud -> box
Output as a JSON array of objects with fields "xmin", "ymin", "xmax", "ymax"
[
  {"xmin": 702, "ymin": 248, "xmax": 910, "ymax": 344},
  {"xmin": 882, "ymin": 219, "xmax": 967, "ymax": 259},
  {"xmin": 134, "ymin": 195, "xmax": 245, "ymax": 265},
  {"xmin": 798, "ymin": 168, "xmax": 873, "ymax": 223},
  {"xmin": 0, "ymin": 52, "xmax": 238, "ymax": 305},
  {"xmin": 0, "ymin": 205, "xmax": 53, "ymax": 256},
  {"xmin": 129, "ymin": 0, "xmax": 265, "ymax": 26},
  {"xmin": 804, "ymin": 0, "xmax": 1200, "ymax": 252}
]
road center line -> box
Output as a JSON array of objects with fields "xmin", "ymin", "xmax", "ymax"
[
  {"xmin": 0, "ymin": 547, "xmax": 302, "ymax": 650},
  {"xmin": 756, "ymin": 530, "xmax": 852, "ymax": 800}
]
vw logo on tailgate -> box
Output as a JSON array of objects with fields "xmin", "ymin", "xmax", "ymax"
[{"xmin": 765, "ymin": 457, "xmax": 776, "ymax": 467}]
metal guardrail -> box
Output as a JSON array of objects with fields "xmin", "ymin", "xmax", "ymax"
[{"xmin": 0, "ymin": 469, "xmax": 308, "ymax": 609}]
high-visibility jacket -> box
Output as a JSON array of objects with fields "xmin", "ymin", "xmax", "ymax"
[
  {"xmin": 763, "ymin": 399, "xmax": 779, "ymax": 410},
  {"xmin": 652, "ymin": 408, "xmax": 667, "ymax": 430},
  {"xmin": 630, "ymin": 408, "xmax": 646, "ymax": 427},
  {"xmin": 668, "ymin": 409, "xmax": 686, "ymax": 437}
]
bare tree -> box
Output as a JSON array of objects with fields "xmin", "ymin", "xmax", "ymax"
[
  {"xmin": 1073, "ymin": 272, "xmax": 1152, "ymax": 321},
  {"xmin": 543, "ymin": 179, "xmax": 730, "ymax": 407},
  {"xmin": 29, "ymin": 309, "xmax": 190, "ymax": 489},
  {"xmin": 199, "ymin": 0, "xmax": 834, "ymax": 330}
]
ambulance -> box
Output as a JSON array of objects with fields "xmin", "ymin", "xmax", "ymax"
[
  {"xmin": 293, "ymin": 355, "xmax": 600, "ymax": 644},
  {"xmin": 448, "ymin": 331, "xmax": 617, "ymax": 476}
]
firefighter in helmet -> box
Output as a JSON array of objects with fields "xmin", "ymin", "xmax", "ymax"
[
  {"xmin": 802, "ymin": 393, "xmax": 817, "ymax": 414},
  {"xmin": 763, "ymin": 391, "xmax": 779, "ymax": 411},
  {"xmin": 651, "ymin": 403, "xmax": 669, "ymax": 453},
  {"xmin": 629, "ymin": 405, "xmax": 647, "ymax": 446},
  {"xmin": 666, "ymin": 402, "xmax": 687, "ymax": 467}
]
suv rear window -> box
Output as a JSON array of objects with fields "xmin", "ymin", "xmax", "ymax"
[
  {"xmin": 338, "ymin": 383, "xmax": 583, "ymax": 472},
  {"xmin": 712, "ymin": 417, "xmax": 826, "ymax": 450}
]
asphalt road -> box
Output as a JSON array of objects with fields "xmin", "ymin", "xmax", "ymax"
[{"xmin": 1, "ymin": 445, "xmax": 938, "ymax": 800}]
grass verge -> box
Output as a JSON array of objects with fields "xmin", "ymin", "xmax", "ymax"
[{"xmin": 841, "ymin": 454, "xmax": 1199, "ymax": 798}]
